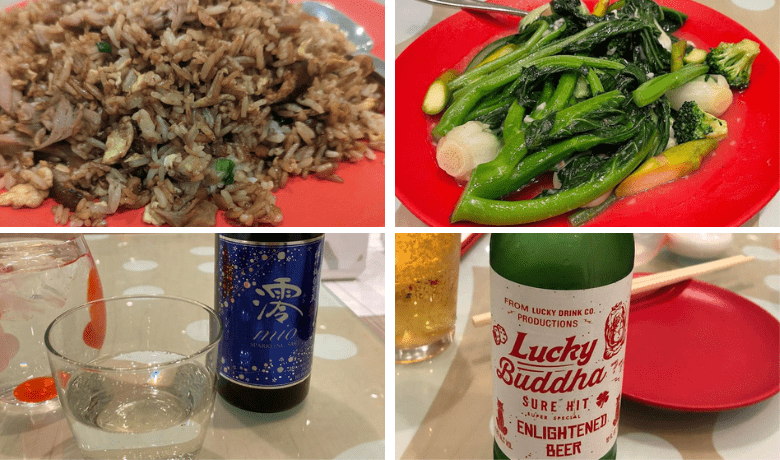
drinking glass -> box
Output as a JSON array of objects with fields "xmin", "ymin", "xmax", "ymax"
[
  {"xmin": 44, "ymin": 295, "xmax": 222, "ymax": 460},
  {"xmin": 395, "ymin": 233, "xmax": 460, "ymax": 363},
  {"xmin": 0, "ymin": 234, "xmax": 101, "ymax": 415}
]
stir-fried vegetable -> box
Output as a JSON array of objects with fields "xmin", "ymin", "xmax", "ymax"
[
  {"xmin": 451, "ymin": 120, "xmax": 663, "ymax": 225},
  {"xmin": 436, "ymin": 121, "xmax": 501, "ymax": 181},
  {"xmin": 665, "ymin": 74, "xmax": 732, "ymax": 115},
  {"xmin": 614, "ymin": 138, "xmax": 718, "ymax": 197},
  {"xmin": 672, "ymin": 101, "xmax": 727, "ymax": 143},
  {"xmin": 632, "ymin": 63, "xmax": 709, "ymax": 107},
  {"xmin": 707, "ymin": 39, "xmax": 761, "ymax": 90},
  {"xmin": 422, "ymin": 70, "xmax": 458, "ymax": 115},
  {"xmin": 421, "ymin": 0, "xmax": 760, "ymax": 225}
]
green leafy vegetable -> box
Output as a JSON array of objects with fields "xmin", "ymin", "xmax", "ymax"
[
  {"xmin": 524, "ymin": 89, "xmax": 627, "ymax": 149},
  {"xmin": 451, "ymin": 121, "xmax": 662, "ymax": 225},
  {"xmin": 548, "ymin": 154, "xmax": 609, "ymax": 194},
  {"xmin": 215, "ymin": 158, "xmax": 235, "ymax": 185}
]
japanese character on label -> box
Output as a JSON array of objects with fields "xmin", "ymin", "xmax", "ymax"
[{"xmin": 253, "ymin": 277, "xmax": 304, "ymax": 323}]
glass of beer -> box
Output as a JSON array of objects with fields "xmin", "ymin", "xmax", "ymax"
[{"xmin": 395, "ymin": 233, "xmax": 460, "ymax": 363}]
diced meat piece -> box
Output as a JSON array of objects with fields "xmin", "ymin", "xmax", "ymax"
[
  {"xmin": 277, "ymin": 15, "xmax": 301, "ymax": 33},
  {"xmin": 265, "ymin": 61, "xmax": 310, "ymax": 104},
  {"xmin": 50, "ymin": 167, "xmax": 84, "ymax": 210},
  {"xmin": 0, "ymin": 132, "xmax": 32, "ymax": 155}
]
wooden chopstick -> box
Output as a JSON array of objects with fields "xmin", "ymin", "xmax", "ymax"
[
  {"xmin": 471, "ymin": 254, "xmax": 754, "ymax": 327},
  {"xmin": 461, "ymin": 233, "xmax": 485, "ymax": 258},
  {"xmin": 630, "ymin": 254, "xmax": 753, "ymax": 294}
]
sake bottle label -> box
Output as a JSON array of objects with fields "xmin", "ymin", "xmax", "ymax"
[
  {"xmin": 491, "ymin": 269, "xmax": 631, "ymax": 459},
  {"xmin": 217, "ymin": 235, "xmax": 324, "ymax": 388}
]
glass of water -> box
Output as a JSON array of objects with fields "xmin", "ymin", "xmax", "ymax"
[{"xmin": 44, "ymin": 295, "xmax": 222, "ymax": 460}]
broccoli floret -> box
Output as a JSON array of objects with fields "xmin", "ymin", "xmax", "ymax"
[
  {"xmin": 672, "ymin": 101, "xmax": 727, "ymax": 144},
  {"xmin": 706, "ymin": 39, "xmax": 760, "ymax": 90}
]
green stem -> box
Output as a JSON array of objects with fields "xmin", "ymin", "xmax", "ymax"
[
  {"xmin": 670, "ymin": 39, "xmax": 687, "ymax": 72},
  {"xmin": 449, "ymin": 21, "xmax": 550, "ymax": 92},
  {"xmin": 465, "ymin": 87, "xmax": 512, "ymax": 121},
  {"xmin": 632, "ymin": 63, "xmax": 708, "ymax": 107},
  {"xmin": 568, "ymin": 193, "xmax": 617, "ymax": 226},
  {"xmin": 533, "ymin": 72, "xmax": 578, "ymax": 119},
  {"xmin": 451, "ymin": 125, "xmax": 661, "ymax": 225},
  {"xmin": 502, "ymin": 101, "xmax": 526, "ymax": 142},
  {"xmin": 462, "ymin": 133, "xmax": 529, "ymax": 200},
  {"xmin": 451, "ymin": 18, "xmax": 629, "ymax": 94},
  {"xmin": 585, "ymin": 68, "xmax": 604, "ymax": 96},
  {"xmin": 465, "ymin": 35, "xmax": 519, "ymax": 72},
  {"xmin": 529, "ymin": 81, "xmax": 555, "ymax": 119}
]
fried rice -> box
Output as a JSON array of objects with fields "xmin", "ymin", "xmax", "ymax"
[{"xmin": 0, "ymin": 0, "xmax": 384, "ymax": 226}]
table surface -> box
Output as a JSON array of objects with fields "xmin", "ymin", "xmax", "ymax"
[
  {"xmin": 394, "ymin": 0, "xmax": 780, "ymax": 227},
  {"xmin": 396, "ymin": 233, "xmax": 780, "ymax": 460},
  {"xmin": 0, "ymin": 234, "xmax": 384, "ymax": 460}
]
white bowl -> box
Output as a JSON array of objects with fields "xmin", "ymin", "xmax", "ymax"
[
  {"xmin": 667, "ymin": 233, "xmax": 733, "ymax": 260},
  {"xmin": 634, "ymin": 233, "xmax": 668, "ymax": 268}
]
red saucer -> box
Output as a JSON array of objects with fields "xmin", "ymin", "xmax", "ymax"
[{"xmin": 623, "ymin": 278, "xmax": 779, "ymax": 411}]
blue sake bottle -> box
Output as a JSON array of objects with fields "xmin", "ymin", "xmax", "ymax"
[{"xmin": 215, "ymin": 234, "xmax": 324, "ymax": 412}]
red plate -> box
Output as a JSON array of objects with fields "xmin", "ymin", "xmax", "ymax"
[
  {"xmin": 0, "ymin": 0, "xmax": 384, "ymax": 227},
  {"xmin": 395, "ymin": 0, "xmax": 780, "ymax": 227},
  {"xmin": 623, "ymin": 277, "xmax": 780, "ymax": 411}
]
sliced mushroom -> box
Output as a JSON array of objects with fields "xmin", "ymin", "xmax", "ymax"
[
  {"xmin": 50, "ymin": 167, "xmax": 85, "ymax": 210},
  {"xmin": 103, "ymin": 117, "xmax": 134, "ymax": 164}
]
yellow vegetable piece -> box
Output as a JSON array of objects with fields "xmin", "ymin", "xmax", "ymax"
[
  {"xmin": 615, "ymin": 139, "xmax": 718, "ymax": 197},
  {"xmin": 671, "ymin": 39, "xmax": 686, "ymax": 72},
  {"xmin": 437, "ymin": 70, "xmax": 459, "ymax": 85},
  {"xmin": 593, "ymin": 0, "xmax": 610, "ymax": 17},
  {"xmin": 422, "ymin": 81, "xmax": 449, "ymax": 115},
  {"xmin": 422, "ymin": 70, "xmax": 458, "ymax": 115},
  {"xmin": 684, "ymin": 48, "xmax": 707, "ymax": 65},
  {"xmin": 422, "ymin": 70, "xmax": 459, "ymax": 115},
  {"xmin": 475, "ymin": 44, "xmax": 517, "ymax": 68}
]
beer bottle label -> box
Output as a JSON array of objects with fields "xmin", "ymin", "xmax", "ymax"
[
  {"xmin": 216, "ymin": 235, "xmax": 324, "ymax": 388},
  {"xmin": 490, "ymin": 270, "xmax": 631, "ymax": 459}
]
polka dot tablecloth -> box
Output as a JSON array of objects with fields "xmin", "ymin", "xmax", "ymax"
[
  {"xmin": 0, "ymin": 234, "xmax": 384, "ymax": 460},
  {"xmin": 396, "ymin": 233, "xmax": 779, "ymax": 460}
]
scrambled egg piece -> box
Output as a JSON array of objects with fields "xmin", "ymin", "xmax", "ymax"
[{"xmin": 0, "ymin": 183, "xmax": 48, "ymax": 208}]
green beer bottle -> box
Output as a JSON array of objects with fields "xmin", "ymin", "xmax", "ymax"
[{"xmin": 490, "ymin": 234, "xmax": 634, "ymax": 460}]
